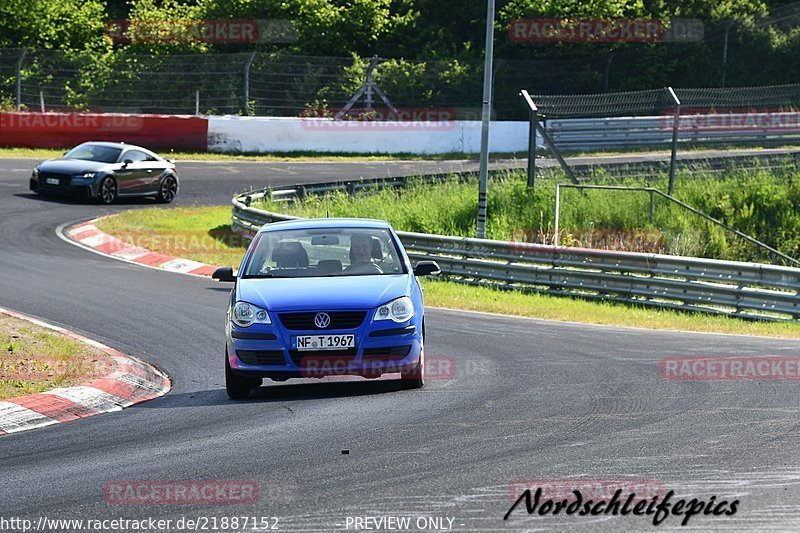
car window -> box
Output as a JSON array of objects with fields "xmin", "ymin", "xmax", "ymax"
[
  {"xmin": 64, "ymin": 144, "xmax": 122, "ymax": 163},
  {"xmin": 123, "ymin": 150, "xmax": 153, "ymax": 162},
  {"xmin": 242, "ymin": 228, "xmax": 406, "ymax": 278}
]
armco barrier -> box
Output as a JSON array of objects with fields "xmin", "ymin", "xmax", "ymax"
[
  {"xmin": 231, "ymin": 188, "xmax": 800, "ymax": 322},
  {"xmin": 545, "ymin": 113, "xmax": 800, "ymax": 150},
  {"xmin": 0, "ymin": 112, "xmax": 208, "ymax": 151}
]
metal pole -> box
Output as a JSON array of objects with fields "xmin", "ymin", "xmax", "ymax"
[
  {"xmin": 476, "ymin": 0, "xmax": 495, "ymax": 239},
  {"xmin": 15, "ymin": 49, "xmax": 28, "ymax": 112},
  {"xmin": 649, "ymin": 190, "xmax": 654, "ymax": 224},
  {"xmin": 721, "ymin": 22, "xmax": 732, "ymax": 87},
  {"xmin": 39, "ymin": 91, "xmax": 44, "ymax": 113},
  {"xmin": 527, "ymin": 109, "xmax": 537, "ymax": 188},
  {"xmin": 195, "ymin": 90, "xmax": 200, "ymax": 115},
  {"xmin": 554, "ymin": 184, "xmax": 561, "ymax": 246},
  {"xmin": 243, "ymin": 51, "xmax": 256, "ymax": 115},
  {"xmin": 365, "ymin": 55, "xmax": 377, "ymax": 111},
  {"xmin": 520, "ymin": 90, "xmax": 538, "ymax": 190},
  {"xmin": 667, "ymin": 86, "xmax": 681, "ymax": 195}
]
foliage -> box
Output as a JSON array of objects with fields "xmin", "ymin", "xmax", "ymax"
[
  {"xmin": 254, "ymin": 162, "xmax": 800, "ymax": 264},
  {"xmin": 1, "ymin": 0, "xmax": 799, "ymax": 114}
]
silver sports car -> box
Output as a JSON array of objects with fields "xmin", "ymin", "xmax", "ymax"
[{"xmin": 29, "ymin": 141, "xmax": 179, "ymax": 204}]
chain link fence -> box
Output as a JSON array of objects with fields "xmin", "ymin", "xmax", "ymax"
[{"xmin": 1, "ymin": 13, "xmax": 799, "ymax": 121}]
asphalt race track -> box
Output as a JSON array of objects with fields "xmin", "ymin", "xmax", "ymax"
[{"xmin": 2, "ymin": 156, "xmax": 800, "ymax": 532}]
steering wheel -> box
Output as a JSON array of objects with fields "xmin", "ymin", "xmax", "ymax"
[{"xmin": 345, "ymin": 262, "xmax": 383, "ymax": 274}]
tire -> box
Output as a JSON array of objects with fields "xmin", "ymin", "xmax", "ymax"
[
  {"xmin": 156, "ymin": 175, "xmax": 178, "ymax": 203},
  {"xmin": 97, "ymin": 176, "xmax": 117, "ymax": 205},
  {"xmin": 401, "ymin": 338, "xmax": 425, "ymax": 390},
  {"xmin": 225, "ymin": 351, "xmax": 260, "ymax": 399}
]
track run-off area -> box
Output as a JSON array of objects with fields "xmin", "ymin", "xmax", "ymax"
[{"xmin": 2, "ymin": 155, "xmax": 800, "ymax": 532}]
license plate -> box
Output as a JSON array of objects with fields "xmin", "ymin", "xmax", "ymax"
[
  {"xmin": 45, "ymin": 178, "xmax": 59, "ymax": 185},
  {"xmin": 294, "ymin": 334, "xmax": 355, "ymax": 351}
]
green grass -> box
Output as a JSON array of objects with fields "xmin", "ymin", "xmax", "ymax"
[
  {"xmin": 254, "ymin": 163, "xmax": 800, "ymax": 264},
  {"xmin": 1, "ymin": 144, "xmax": 783, "ymax": 162},
  {"xmin": 0, "ymin": 146, "xmax": 527, "ymax": 162},
  {"xmin": 421, "ymin": 279, "xmax": 800, "ymax": 338},
  {"xmin": 95, "ymin": 201, "xmax": 800, "ymax": 338},
  {"xmin": 0, "ymin": 315, "xmax": 112, "ymax": 399},
  {"xmin": 96, "ymin": 206, "xmax": 244, "ymax": 266}
]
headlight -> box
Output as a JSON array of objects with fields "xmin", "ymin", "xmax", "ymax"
[
  {"xmin": 77, "ymin": 172, "xmax": 96, "ymax": 179},
  {"xmin": 32, "ymin": 167, "xmax": 39, "ymax": 176},
  {"xmin": 374, "ymin": 296, "xmax": 414, "ymax": 322},
  {"xmin": 232, "ymin": 301, "xmax": 271, "ymax": 327}
]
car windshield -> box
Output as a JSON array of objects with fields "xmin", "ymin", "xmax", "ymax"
[
  {"xmin": 241, "ymin": 227, "xmax": 406, "ymax": 278},
  {"xmin": 64, "ymin": 144, "xmax": 122, "ymax": 163}
]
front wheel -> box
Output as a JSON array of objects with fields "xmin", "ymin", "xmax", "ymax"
[
  {"xmin": 401, "ymin": 340, "xmax": 425, "ymax": 390},
  {"xmin": 225, "ymin": 351, "xmax": 260, "ymax": 399},
  {"xmin": 156, "ymin": 175, "xmax": 178, "ymax": 203},
  {"xmin": 97, "ymin": 176, "xmax": 117, "ymax": 205}
]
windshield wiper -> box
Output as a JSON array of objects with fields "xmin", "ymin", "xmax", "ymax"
[{"xmin": 241, "ymin": 273, "xmax": 289, "ymax": 279}]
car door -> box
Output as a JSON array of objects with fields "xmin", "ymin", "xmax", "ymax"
[
  {"xmin": 116, "ymin": 149, "xmax": 152, "ymax": 194},
  {"xmin": 140, "ymin": 153, "xmax": 168, "ymax": 193}
]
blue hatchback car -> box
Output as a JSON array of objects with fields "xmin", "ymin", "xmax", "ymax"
[{"xmin": 213, "ymin": 218, "xmax": 440, "ymax": 399}]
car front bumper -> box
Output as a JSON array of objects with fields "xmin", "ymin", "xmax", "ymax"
[
  {"xmin": 30, "ymin": 176, "xmax": 96, "ymax": 199},
  {"xmin": 226, "ymin": 316, "xmax": 422, "ymax": 379}
]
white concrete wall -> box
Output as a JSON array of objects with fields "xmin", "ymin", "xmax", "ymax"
[{"xmin": 207, "ymin": 116, "xmax": 538, "ymax": 154}]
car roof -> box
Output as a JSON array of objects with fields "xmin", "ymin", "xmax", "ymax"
[
  {"xmin": 75, "ymin": 141, "xmax": 157, "ymax": 154},
  {"xmin": 258, "ymin": 218, "xmax": 392, "ymax": 233}
]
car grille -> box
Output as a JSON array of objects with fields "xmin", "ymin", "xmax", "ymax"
[
  {"xmin": 237, "ymin": 350, "xmax": 287, "ymax": 365},
  {"xmin": 289, "ymin": 347, "xmax": 358, "ymax": 367},
  {"xmin": 39, "ymin": 172, "xmax": 72, "ymax": 186},
  {"xmin": 278, "ymin": 311, "xmax": 367, "ymax": 330},
  {"xmin": 361, "ymin": 345, "xmax": 412, "ymax": 360}
]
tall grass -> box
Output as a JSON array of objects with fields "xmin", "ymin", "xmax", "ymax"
[{"xmin": 255, "ymin": 161, "xmax": 800, "ymax": 263}]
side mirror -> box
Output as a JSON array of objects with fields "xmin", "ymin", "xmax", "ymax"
[
  {"xmin": 122, "ymin": 158, "xmax": 133, "ymax": 166},
  {"xmin": 212, "ymin": 266, "xmax": 236, "ymax": 282},
  {"xmin": 413, "ymin": 260, "xmax": 441, "ymax": 277}
]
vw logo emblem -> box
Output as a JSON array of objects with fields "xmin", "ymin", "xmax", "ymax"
[{"xmin": 314, "ymin": 312, "xmax": 331, "ymax": 329}]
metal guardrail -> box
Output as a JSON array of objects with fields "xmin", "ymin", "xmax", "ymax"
[
  {"xmin": 232, "ymin": 189, "xmax": 800, "ymax": 322},
  {"xmin": 543, "ymin": 114, "xmax": 800, "ymax": 149}
]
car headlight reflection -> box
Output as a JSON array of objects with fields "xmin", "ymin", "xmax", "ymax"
[
  {"xmin": 232, "ymin": 301, "xmax": 271, "ymax": 327},
  {"xmin": 375, "ymin": 296, "xmax": 414, "ymax": 322},
  {"xmin": 77, "ymin": 172, "xmax": 96, "ymax": 179}
]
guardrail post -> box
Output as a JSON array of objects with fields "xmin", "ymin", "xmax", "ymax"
[
  {"xmin": 554, "ymin": 184, "xmax": 561, "ymax": 246},
  {"xmin": 243, "ymin": 51, "xmax": 256, "ymax": 115},
  {"xmin": 666, "ymin": 87, "xmax": 681, "ymax": 195},
  {"xmin": 15, "ymin": 48, "xmax": 28, "ymax": 111},
  {"xmin": 649, "ymin": 189, "xmax": 654, "ymax": 224},
  {"xmin": 520, "ymin": 90, "xmax": 538, "ymax": 191}
]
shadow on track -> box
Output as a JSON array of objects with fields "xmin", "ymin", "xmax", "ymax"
[
  {"xmin": 13, "ymin": 192, "xmax": 160, "ymax": 206},
  {"xmin": 141, "ymin": 378, "xmax": 405, "ymax": 408}
]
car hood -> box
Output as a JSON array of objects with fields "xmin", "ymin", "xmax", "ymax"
[
  {"xmin": 37, "ymin": 158, "xmax": 114, "ymax": 174},
  {"xmin": 236, "ymin": 274, "xmax": 412, "ymax": 312}
]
